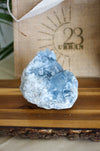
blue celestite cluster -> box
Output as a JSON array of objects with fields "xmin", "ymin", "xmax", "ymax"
[{"xmin": 20, "ymin": 49, "xmax": 78, "ymax": 109}]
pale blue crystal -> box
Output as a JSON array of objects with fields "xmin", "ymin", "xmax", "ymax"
[{"xmin": 20, "ymin": 49, "xmax": 78, "ymax": 109}]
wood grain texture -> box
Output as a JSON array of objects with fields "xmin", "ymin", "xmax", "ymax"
[
  {"xmin": 0, "ymin": 79, "xmax": 100, "ymax": 129},
  {"xmin": 0, "ymin": 79, "xmax": 20, "ymax": 88},
  {"xmin": 0, "ymin": 88, "xmax": 100, "ymax": 96},
  {"xmin": 0, "ymin": 78, "xmax": 100, "ymax": 88}
]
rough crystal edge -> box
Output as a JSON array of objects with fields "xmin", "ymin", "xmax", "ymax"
[{"xmin": 20, "ymin": 49, "xmax": 78, "ymax": 109}]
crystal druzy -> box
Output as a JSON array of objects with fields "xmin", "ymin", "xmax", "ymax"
[{"xmin": 20, "ymin": 49, "xmax": 78, "ymax": 109}]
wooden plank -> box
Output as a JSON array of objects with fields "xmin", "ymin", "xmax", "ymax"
[
  {"xmin": 0, "ymin": 95, "xmax": 100, "ymax": 110},
  {"xmin": 77, "ymin": 78, "xmax": 100, "ymax": 88},
  {"xmin": 0, "ymin": 109, "xmax": 100, "ymax": 121},
  {"xmin": 0, "ymin": 88, "xmax": 100, "ymax": 96},
  {"xmin": 0, "ymin": 79, "xmax": 100, "ymax": 129},
  {"xmin": 0, "ymin": 78, "xmax": 100, "ymax": 88},
  {"xmin": 0, "ymin": 79, "xmax": 20, "ymax": 88},
  {"xmin": 0, "ymin": 119, "xmax": 100, "ymax": 128},
  {"xmin": 12, "ymin": 0, "xmax": 100, "ymax": 78}
]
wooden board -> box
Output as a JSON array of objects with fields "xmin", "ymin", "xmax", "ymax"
[
  {"xmin": 12, "ymin": 0, "xmax": 100, "ymax": 78},
  {"xmin": 0, "ymin": 79, "xmax": 100, "ymax": 141}
]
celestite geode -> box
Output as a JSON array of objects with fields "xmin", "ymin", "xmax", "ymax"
[{"xmin": 20, "ymin": 49, "xmax": 78, "ymax": 109}]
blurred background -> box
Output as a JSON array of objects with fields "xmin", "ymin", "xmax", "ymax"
[{"xmin": 0, "ymin": 0, "xmax": 14, "ymax": 79}]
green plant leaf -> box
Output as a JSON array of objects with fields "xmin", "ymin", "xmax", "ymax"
[
  {"xmin": 0, "ymin": 42, "xmax": 13, "ymax": 54},
  {"xmin": 0, "ymin": 20, "xmax": 12, "ymax": 26},
  {"xmin": 0, "ymin": 0, "xmax": 7, "ymax": 3},
  {"xmin": 0, "ymin": 0, "xmax": 12, "ymax": 10},
  {"xmin": 0, "ymin": 12, "xmax": 12, "ymax": 22},
  {"xmin": 0, "ymin": 7, "xmax": 8, "ymax": 11},
  {"xmin": 0, "ymin": 47, "xmax": 13, "ymax": 60},
  {"xmin": 0, "ymin": 42, "xmax": 13, "ymax": 60},
  {"xmin": 0, "ymin": 0, "xmax": 13, "ymax": 60}
]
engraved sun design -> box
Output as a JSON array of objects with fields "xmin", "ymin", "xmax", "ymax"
[{"xmin": 38, "ymin": 7, "xmax": 72, "ymax": 71}]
